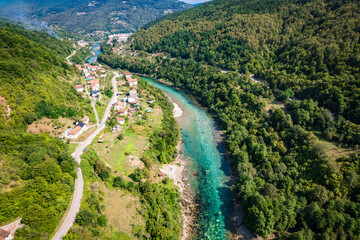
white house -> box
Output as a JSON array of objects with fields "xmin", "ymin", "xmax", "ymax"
[
  {"xmin": 117, "ymin": 117, "xmax": 125, "ymax": 125},
  {"xmin": 123, "ymin": 71, "xmax": 131, "ymax": 79},
  {"xmin": 114, "ymin": 101, "xmax": 126, "ymax": 110},
  {"xmin": 127, "ymin": 78, "xmax": 138, "ymax": 87},
  {"xmin": 65, "ymin": 123, "xmax": 86, "ymax": 139},
  {"xmin": 118, "ymin": 108, "xmax": 128, "ymax": 116},
  {"xmin": 81, "ymin": 116, "xmax": 89, "ymax": 124},
  {"xmin": 127, "ymin": 97, "xmax": 136, "ymax": 104},
  {"xmin": 75, "ymin": 85, "xmax": 84, "ymax": 92},
  {"xmin": 129, "ymin": 89, "xmax": 138, "ymax": 98}
]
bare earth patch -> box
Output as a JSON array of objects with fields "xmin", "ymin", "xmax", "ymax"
[{"xmin": 27, "ymin": 117, "xmax": 74, "ymax": 138}]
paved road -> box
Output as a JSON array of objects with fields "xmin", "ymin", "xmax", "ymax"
[
  {"xmin": 91, "ymin": 100, "xmax": 100, "ymax": 126},
  {"xmin": 65, "ymin": 50, "xmax": 76, "ymax": 65},
  {"xmin": 52, "ymin": 72, "xmax": 118, "ymax": 240},
  {"xmin": 0, "ymin": 218, "xmax": 22, "ymax": 232}
]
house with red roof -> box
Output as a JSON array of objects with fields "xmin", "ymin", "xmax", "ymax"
[
  {"xmin": 123, "ymin": 71, "xmax": 131, "ymax": 79},
  {"xmin": 118, "ymin": 108, "xmax": 128, "ymax": 116},
  {"xmin": 127, "ymin": 78, "xmax": 138, "ymax": 87},
  {"xmin": 75, "ymin": 85, "xmax": 84, "ymax": 92},
  {"xmin": 114, "ymin": 101, "xmax": 126, "ymax": 110},
  {"xmin": 0, "ymin": 229, "xmax": 12, "ymax": 240},
  {"xmin": 117, "ymin": 117, "xmax": 125, "ymax": 125}
]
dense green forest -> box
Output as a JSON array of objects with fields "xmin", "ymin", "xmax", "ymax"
[
  {"xmin": 131, "ymin": 0, "xmax": 360, "ymax": 125},
  {"xmin": 65, "ymin": 79, "xmax": 182, "ymax": 239},
  {"xmin": 98, "ymin": 0, "xmax": 360, "ymax": 238},
  {"xmin": 0, "ymin": 19, "xmax": 88, "ymax": 239},
  {"xmin": 0, "ymin": 0, "xmax": 191, "ymax": 37},
  {"xmin": 0, "ymin": 132, "xmax": 77, "ymax": 239},
  {"xmin": 0, "ymin": 19, "xmax": 91, "ymax": 130}
]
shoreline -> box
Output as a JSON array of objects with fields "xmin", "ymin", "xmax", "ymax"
[
  {"xmin": 160, "ymin": 139, "xmax": 197, "ymax": 240},
  {"xmin": 141, "ymin": 74, "xmax": 253, "ymax": 239},
  {"xmin": 159, "ymin": 95, "xmax": 196, "ymax": 240}
]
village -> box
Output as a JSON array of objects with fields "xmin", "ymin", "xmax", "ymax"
[{"xmin": 65, "ymin": 64, "xmax": 155, "ymax": 142}]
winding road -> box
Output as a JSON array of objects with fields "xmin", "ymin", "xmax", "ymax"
[
  {"xmin": 52, "ymin": 72, "xmax": 119, "ymax": 240},
  {"xmin": 65, "ymin": 50, "xmax": 76, "ymax": 65}
]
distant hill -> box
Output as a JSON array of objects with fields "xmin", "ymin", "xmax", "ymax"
[
  {"xmin": 0, "ymin": 0, "xmax": 192, "ymax": 38},
  {"xmin": 131, "ymin": 0, "xmax": 360, "ymax": 124}
]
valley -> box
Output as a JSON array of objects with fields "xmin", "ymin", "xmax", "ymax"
[{"xmin": 1, "ymin": 0, "xmax": 360, "ymax": 239}]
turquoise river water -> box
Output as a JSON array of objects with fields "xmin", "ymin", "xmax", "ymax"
[
  {"xmin": 141, "ymin": 76, "xmax": 234, "ymax": 239},
  {"xmin": 86, "ymin": 42, "xmax": 102, "ymax": 64}
]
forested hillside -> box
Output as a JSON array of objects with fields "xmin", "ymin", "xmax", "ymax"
[
  {"xmin": 99, "ymin": 0, "xmax": 360, "ymax": 238},
  {"xmin": 0, "ymin": 19, "xmax": 91, "ymax": 130},
  {"xmin": 0, "ymin": 0, "xmax": 191, "ymax": 37},
  {"xmin": 0, "ymin": 19, "xmax": 88, "ymax": 239},
  {"xmin": 131, "ymin": 0, "xmax": 360, "ymax": 124}
]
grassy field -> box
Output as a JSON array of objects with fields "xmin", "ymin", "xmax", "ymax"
[
  {"xmin": 90, "ymin": 82, "xmax": 164, "ymax": 175},
  {"xmin": 67, "ymin": 143, "xmax": 79, "ymax": 153},
  {"xmin": 316, "ymin": 139, "xmax": 360, "ymax": 160},
  {"xmin": 103, "ymin": 187, "xmax": 145, "ymax": 237}
]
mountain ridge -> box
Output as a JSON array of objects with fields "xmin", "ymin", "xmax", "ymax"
[{"xmin": 0, "ymin": 0, "xmax": 192, "ymax": 38}]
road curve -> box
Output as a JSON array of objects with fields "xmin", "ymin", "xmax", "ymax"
[
  {"xmin": 52, "ymin": 72, "xmax": 119, "ymax": 240},
  {"xmin": 65, "ymin": 50, "xmax": 76, "ymax": 65}
]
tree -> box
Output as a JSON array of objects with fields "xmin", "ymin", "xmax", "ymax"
[
  {"xmin": 75, "ymin": 210, "xmax": 94, "ymax": 226},
  {"xmin": 97, "ymin": 215, "xmax": 108, "ymax": 227}
]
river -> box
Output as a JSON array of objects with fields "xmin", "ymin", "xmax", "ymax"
[
  {"xmin": 86, "ymin": 42, "xmax": 102, "ymax": 64},
  {"xmin": 140, "ymin": 76, "xmax": 234, "ymax": 239}
]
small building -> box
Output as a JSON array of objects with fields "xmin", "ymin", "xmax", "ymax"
[
  {"xmin": 0, "ymin": 229, "xmax": 12, "ymax": 240},
  {"xmin": 147, "ymin": 100, "xmax": 154, "ymax": 104},
  {"xmin": 112, "ymin": 125, "xmax": 123, "ymax": 132},
  {"xmin": 129, "ymin": 108, "xmax": 136, "ymax": 113},
  {"xmin": 91, "ymin": 79, "xmax": 100, "ymax": 86},
  {"xmin": 81, "ymin": 116, "xmax": 89, "ymax": 124},
  {"xmin": 90, "ymin": 90, "xmax": 101, "ymax": 96},
  {"xmin": 118, "ymin": 108, "xmax": 128, "ymax": 116},
  {"xmin": 84, "ymin": 63, "xmax": 91, "ymax": 69},
  {"xmin": 146, "ymin": 108, "xmax": 152, "ymax": 113},
  {"xmin": 129, "ymin": 89, "xmax": 137, "ymax": 97},
  {"xmin": 127, "ymin": 78, "xmax": 138, "ymax": 87},
  {"xmin": 123, "ymin": 71, "xmax": 131, "ymax": 79},
  {"xmin": 128, "ymin": 97, "xmax": 139, "ymax": 104},
  {"xmin": 67, "ymin": 125, "xmax": 83, "ymax": 139},
  {"xmin": 117, "ymin": 117, "xmax": 125, "ymax": 125},
  {"xmin": 77, "ymin": 40, "xmax": 89, "ymax": 47},
  {"xmin": 114, "ymin": 101, "xmax": 126, "ymax": 110},
  {"xmin": 75, "ymin": 85, "xmax": 84, "ymax": 92},
  {"xmin": 91, "ymin": 84, "xmax": 99, "ymax": 91}
]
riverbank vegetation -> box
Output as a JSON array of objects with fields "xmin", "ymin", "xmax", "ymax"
[
  {"xmin": 64, "ymin": 78, "xmax": 182, "ymax": 239},
  {"xmin": 98, "ymin": 0, "xmax": 360, "ymax": 238}
]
